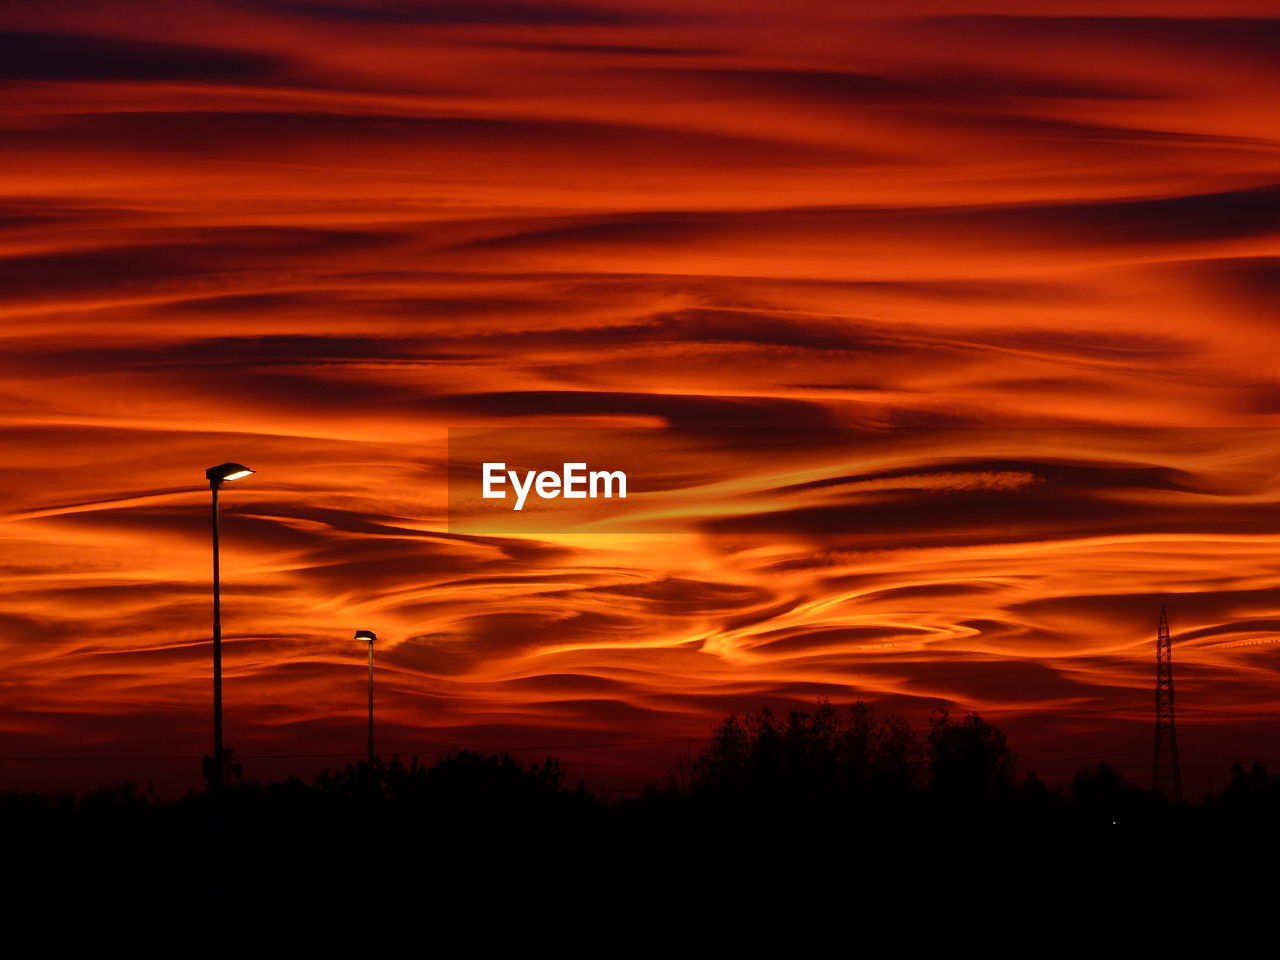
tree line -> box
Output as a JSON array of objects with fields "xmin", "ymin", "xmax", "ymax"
[{"xmin": 4, "ymin": 701, "xmax": 1279, "ymax": 856}]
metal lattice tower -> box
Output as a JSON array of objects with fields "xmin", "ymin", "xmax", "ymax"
[{"xmin": 1152, "ymin": 606, "xmax": 1182, "ymax": 803}]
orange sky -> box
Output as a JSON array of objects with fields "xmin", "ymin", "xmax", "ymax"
[{"xmin": 2, "ymin": 0, "xmax": 1279, "ymax": 794}]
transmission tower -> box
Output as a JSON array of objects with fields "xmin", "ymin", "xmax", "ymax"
[{"xmin": 1152, "ymin": 606, "xmax": 1182, "ymax": 803}]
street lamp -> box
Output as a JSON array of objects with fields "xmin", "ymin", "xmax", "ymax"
[
  {"xmin": 206, "ymin": 461, "xmax": 253, "ymax": 802},
  {"xmin": 355, "ymin": 630, "xmax": 377, "ymax": 766}
]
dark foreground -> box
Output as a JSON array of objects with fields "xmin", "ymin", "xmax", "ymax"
[{"xmin": 5, "ymin": 703, "xmax": 1279, "ymax": 867}]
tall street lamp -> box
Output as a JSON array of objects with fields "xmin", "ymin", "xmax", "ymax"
[
  {"xmin": 206, "ymin": 461, "xmax": 253, "ymax": 801},
  {"xmin": 355, "ymin": 630, "xmax": 377, "ymax": 766}
]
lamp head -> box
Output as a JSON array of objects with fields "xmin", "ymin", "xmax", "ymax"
[
  {"xmin": 206, "ymin": 462, "xmax": 254, "ymax": 484},
  {"xmin": 355, "ymin": 629, "xmax": 377, "ymax": 643}
]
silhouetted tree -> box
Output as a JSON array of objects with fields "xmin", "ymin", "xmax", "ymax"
[
  {"xmin": 689, "ymin": 699, "xmax": 926, "ymax": 826},
  {"xmin": 1215, "ymin": 760, "xmax": 1280, "ymax": 819},
  {"xmin": 1066, "ymin": 761, "xmax": 1168, "ymax": 829},
  {"xmin": 862, "ymin": 707, "xmax": 924, "ymax": 805},
  {"xmin": 927, "ymin": 709, "xmax": 1017, "ymax": 815},
  {"xmin": 200, "ymin": 747, "xmax": 244, "ymax": 792},
  {"xmin": 6, "ymin": 702, "xmax": 1278, "ymax": 859},
  {"xmin": 1016, "ymin": 770, "xmax": 1064, "ymax": 817}
]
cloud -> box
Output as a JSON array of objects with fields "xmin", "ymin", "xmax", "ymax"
[
  {"xmin": 644, "ymin": 65, "xmax": 1153, "ymax": 105},
  {"xmin": 0, "ymin": 29, "xmax": 285, "ymax": 83},
  {"xmin": 4, "ymin": 0, "xmax": 1280, "ymax": 796},
  {"xmin": 245, "ymin": 0, "xmax": 676, "ymax": 27},
  {"xmin": 912, "ymin": 16, "xmax": 1280, "ymax": 67}
]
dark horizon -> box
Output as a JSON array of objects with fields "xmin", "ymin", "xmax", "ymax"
[
  {"xmin": 0, "ymin": 636, "xmax": 1246, "ymax": 804},
  {"xmin": 9, "ymin": 700, "xmax": 1280, "ymax": 864}
]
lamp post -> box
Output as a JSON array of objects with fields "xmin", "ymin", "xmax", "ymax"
[
  {"xmin": 355, "ymin": 630, "xmax": 377, "ymax": 766},
  {"xmin": 205, "ymin": 461, "xmax": 253, "ymax": 802}
]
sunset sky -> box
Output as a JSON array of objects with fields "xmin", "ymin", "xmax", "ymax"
[{"xmin": 3, "ymin": 0, "xmax": 1279, "ymax": 795}]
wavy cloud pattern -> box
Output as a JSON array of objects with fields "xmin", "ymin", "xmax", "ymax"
[{"xmin": 2, "ymin": 1, "xmax": 1279, "ymax": 791}]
